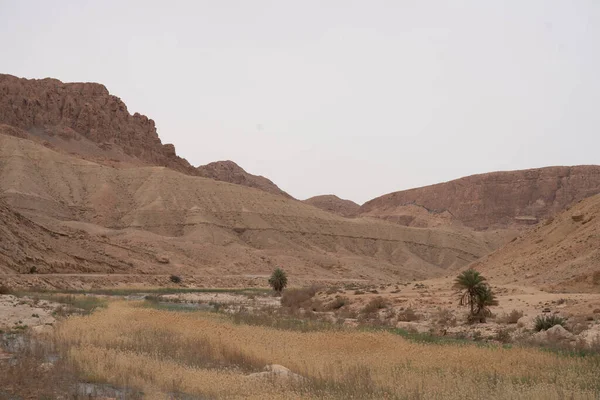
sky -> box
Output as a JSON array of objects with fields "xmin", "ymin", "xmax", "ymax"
[{"xmin": 1, "ymin": 1, "xmax": 598, "ymax": 204}]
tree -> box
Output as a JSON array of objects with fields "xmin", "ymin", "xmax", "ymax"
[
  {"xmin": 473, "ymin": 284, "xmax": 499, "ymax": 323},
  {"xmin": 268, "ymin": 268, "xmax": 288, "ymax": 294},
  {"xmin": 453, "ymin": 269, "xmax": 487, "ymax": 316}
]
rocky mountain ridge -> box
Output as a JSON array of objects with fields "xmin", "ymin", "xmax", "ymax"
[{"xmin": 0, "ymin": 74, "xmax": 288, "ymax": 197}]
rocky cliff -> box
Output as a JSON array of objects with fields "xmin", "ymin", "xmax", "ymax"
[
  {"xmin": 0, "ymin": 74, "xmax": 196, "ymax": 174},
  {"xmin": 360, "ymin": 166, "xmax": 600, "ymax": 230},
  {"xmin": 0, "ymin": 74, "xmax": 291, "ymax": 197}
]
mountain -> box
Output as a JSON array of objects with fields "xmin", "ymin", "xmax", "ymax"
[
  {"xmin": 360, "ymin": 166, "xmax": 600, "ymax": 230},
  {"xmin": 0, "ymin": 74, "xmax": 289, "ymax": 197},
  {"xmin": 0, "ymin": 133, "xmax": 500, "ymax": 285},
  {"xmin": 472, "ymin": 193, "xmax": 600, "ymax": 290},
  {"xmin": 197, "ymin": 161, "xmax": 290, "ymax": 198},
  {"xmin": 304, "ymin": 195, "xmax": 360, "ymax": 218}
]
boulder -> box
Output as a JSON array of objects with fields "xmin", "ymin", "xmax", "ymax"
[{"xmin": 246, "ymin": 364, "xmax": 304, "ymax": 381}]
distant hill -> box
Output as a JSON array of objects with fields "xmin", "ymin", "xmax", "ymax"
[
  {"xmin": 303, "ymin": 195, "xmax": 360, "ymax": 218},
  {"xmin": 360, "ymin": 166, "xmax": 600, "ymax": 230}
]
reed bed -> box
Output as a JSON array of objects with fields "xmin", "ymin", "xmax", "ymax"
[{"xmin": 54, "ymin": 302, "xmax": 600, "ymax": 399}]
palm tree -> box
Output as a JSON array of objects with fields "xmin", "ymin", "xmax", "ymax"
[
  {"xmin": 268, "ymin": 268, "xmax": 288, "ymax": 294},
  {"xmin": 453, "ymin": 269, "xmax": 487, "ymax": 316},
  {"xmin": 473, "ymin": 284, "xmax": 499, "ymax": 323}
]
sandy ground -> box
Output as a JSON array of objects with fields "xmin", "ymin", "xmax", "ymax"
[{"xmin": 0, "ymin": 295, "xmax": 56, "ymax": 331}]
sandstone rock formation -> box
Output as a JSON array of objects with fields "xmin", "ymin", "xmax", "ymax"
[
  {"xmin": 0, "ymin": 74, "xmax": 291, "ymax": 198},
  {"xmin": 360, "ymin": 166, "xmax": 600, "ymax": 230},
  {"xmin": 0, "ymin": 74, "xmax": 195, "ymax": 174},
  {"xmin": 303, "ymin": 195, "xmax": 360, "ymax": 218},
  {"xmin": 197, "ymin": 160, "xmax": 290, "ymax": 198}
]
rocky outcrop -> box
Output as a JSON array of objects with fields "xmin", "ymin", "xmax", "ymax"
[
  {"xmin": 360, "ymin": 166, "xmax": 600, "ymax": 230},
  {"xmin": 0, "ymin": 74, "xmax": 195, "ymax": 174},
  {"xmin": 304, "ymin": 195, "xmax": 360, "ymax": 217},
  {"xmin": 0, "ymin": 74, "xmax": 296, "ymax": 198},
  {"xmin": 197, "ymin": 160, "xmax": 291, "ymax": 198}
]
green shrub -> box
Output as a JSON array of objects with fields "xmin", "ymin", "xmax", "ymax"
[
  {"xmin": 169, "ymin": 275, "xmax": 182, "ymax": 284},
  {"xmin": 534, "ymin": 314, "xmax": 566, "ymax": 332},
  {"xmin": 268, "ymin": 268, "xmax": 288, "ymax": 294}
]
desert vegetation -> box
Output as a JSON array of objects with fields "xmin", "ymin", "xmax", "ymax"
[{"xmin": 40, "ymin": 301, "xmax": 600, "ymax": 399}]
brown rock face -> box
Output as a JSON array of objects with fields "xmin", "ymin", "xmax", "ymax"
[
  {"xmin": 360, "ymin": 166, "xmax": 600, "ymax": 229},
  {"xmin": 197, "ymin": 160, "xmax": 291, "ymax": 198},
  {"xmin": 0, "ymin": 74, "xmax": 195, "ymax": 174},
  {"xmin": 0, "ymin": 74, "xmax": 294, "ymax": 198},
  {"xmin": 304, "ymin": 195, "xmax": 360, "ymax": 217}
]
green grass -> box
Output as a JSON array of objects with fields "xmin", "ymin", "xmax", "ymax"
[{"xmin": 49, "ymin": 287, "xmax": 271, "ymax": 296}]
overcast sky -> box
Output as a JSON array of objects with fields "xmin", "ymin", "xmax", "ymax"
[{"xmin": 1, "ymin": 1, "xmax": 598, "ymax": 203}]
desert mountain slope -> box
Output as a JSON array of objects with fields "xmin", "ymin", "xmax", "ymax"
[
  {"xmin": 360, "ymin": 166, "xmax": 600, "ymax": 230},
  {"xmin": 0, "ymin": 74, "xmax": 290, "ymax": 197},
  {"xmin": 197, "ymin": 160, "xmax": 290, "ymax": 198},
  {"xmin": 0, "ymin": 198, "xmax": 140, "ymax": 275},
  {"xmin": 472, "ymin": 193, "xmax": 600, "ymax": 289},
  {"xmin": 0, "ymin": 133, "xmax": 502, "ymax": 280},
  {"xmin": 304, "ymin": 195, "xmax": 360, "ymax": 218}
]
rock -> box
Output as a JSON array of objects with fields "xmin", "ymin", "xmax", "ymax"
[
  {"xmin": 571, "ymin": 213, "xmax": 584, "ymax": 222},
  {"xmin": 517, "ymin": 315, "xmax": 535, "ymax": 330},
  {"xmin": 156, "ymin": 256, "xmax": 170, "ymax": 264},
  {"xmin": 246, "ymin": 364, "xmax": 304, "ymax": 381},
  {"xmin": 546, "ymin": 325, "xmax": 573, "ymax": 341}
]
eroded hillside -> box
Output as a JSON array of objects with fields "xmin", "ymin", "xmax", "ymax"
[
  {"xmin": 0, "ymin": 133, "xmax": 503, "ymax": 283},
  {"xmin": 472, "ymin": 193, "xmax": 600, "ymax": 290}
]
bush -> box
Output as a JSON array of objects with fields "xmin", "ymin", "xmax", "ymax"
[
  {"xmin": 281, "ymin": 287, "xmax": 317, "ymax": 309},
  {"xmin": 495, "ymin": 328, "xmax": 512, "ymax": 343},
  {"xmin": 0, "ymin": 285, "xmax": 11, "ymax": 295},
  {"xmin": 268, "ymin": 268, "xmax": 288, "ymax": 294},
  {"xmin": 435, "ymin": 308, "xmax": 456, "ymax": 327},
  {"xmin": 328, "ymin": 296, "xmax": 350, "ymax": 310},
  {"xmin": 498, "ymin": 309, "xmax": 523, "ymax": 324},
  {"xmin": 397, "ymin": 308, "xmax": 420, "ymax": 322},
  {"xmin": 29, "ymin": 266, "xmax": 38, "ymax": 274},
  {"xmin": 361, "ymin": 297, "xmax": 388, "ymax": 315},
  {"xmin": 169, "ymin": 275, "xmax": 182, "ymax": 284},
  {"xmin": 534, "ymin": 314, "xmax": 566, "ymax": 332}
]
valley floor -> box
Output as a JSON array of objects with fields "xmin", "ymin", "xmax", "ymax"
[{"xmin": 1, "ymin": 279, "xmax": 600, "ymax": 399}]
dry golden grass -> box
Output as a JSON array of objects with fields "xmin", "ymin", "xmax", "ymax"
[{"xmin": 53, "ymin": 302, "xmax": 600, "ymax": 399}]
